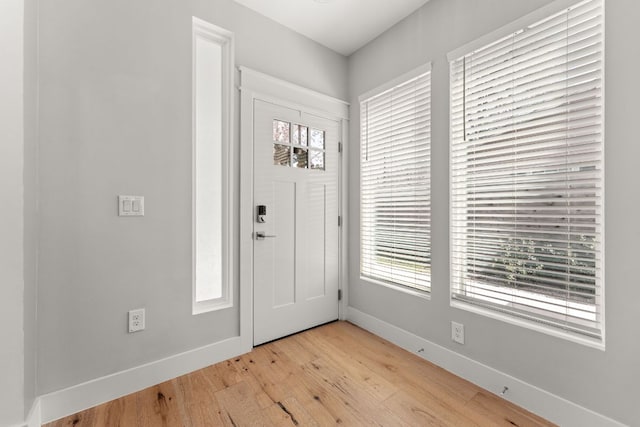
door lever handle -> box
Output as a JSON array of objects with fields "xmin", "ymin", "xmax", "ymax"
[{"xmin": 255, "ymin": 231, "xmax": 277, "ymax": 240}]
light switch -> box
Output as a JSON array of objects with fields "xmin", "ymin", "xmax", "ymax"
[{"xmin": 119, "ymin": 195, "xmax": 144, "ymax": 216}]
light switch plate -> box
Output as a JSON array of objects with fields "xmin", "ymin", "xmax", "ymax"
[{"xmin": 118, "ymin": 195, "xmax": 144, "ymax": 216}]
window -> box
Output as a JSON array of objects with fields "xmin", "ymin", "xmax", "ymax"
[
  {"xmin": 272, "ymin": 120, "xmax": 325, "ymax": 170},
  {"xmin": 360, "ymin": 64, "xmax": 431, "ymax": 294},
  {"xmin": 449, "ymin": 0, "xmax": 603, "ymax": 344},
  {"xmin": 192, "ymin": 18, "xmax": 234, "ymax": 314}
]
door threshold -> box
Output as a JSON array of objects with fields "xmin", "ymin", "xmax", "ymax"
[{"xmin": 253, "ymin": 319, "xmax": 340, "ymax": 348}]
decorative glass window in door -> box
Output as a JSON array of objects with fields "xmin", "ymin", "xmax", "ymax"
[{"xmin": 273, "ymin": 120, "xmax": 325, "ymax": 170}]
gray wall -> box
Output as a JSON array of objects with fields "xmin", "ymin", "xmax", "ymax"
[
  {"xmin": 23, "ymin": 0, "xmax": 39, "ymax": 417},
  {"xmin": 0, "ymin": 0, "xmax": 25, "ymax": 424},
  {"xmin": 25, "ymin": 0, "xmax": 639, "ymax": 424},
  {"xmin": 347, "ymin": 0, "xmax": 640, "ymax": 425},
  {"xmin": 36, "ymin": 0, "xmax": 347, "ymax": 394}
]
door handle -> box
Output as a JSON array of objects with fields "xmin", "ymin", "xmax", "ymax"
[{"xmin": 254, "ymin": 231, "xmax": 277, "ymax": 240}]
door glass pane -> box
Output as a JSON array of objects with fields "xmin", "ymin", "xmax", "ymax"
[
  {"xmin": 293, "ymin": 147, "xmax": 308, "ymax": 169},
  {"xmin": 273, "ymin": 120, "xmax": 290, "ymax": 143},
  {"xmin": 310, "ymin": 149, "xmax": 324, "ymax": 170},
  {"xmin": 292, "ymin": 124, "xmax": 309, "ymax": 146},
  {"xmin": 310, "ymin": 129, "xmax": 324, "ymax": 149},
  {"xmin": 292, "ymin": 124, "xmax": 299, "ymax": 145},
  {"xmin": 273, "ymin": 144, "xmax": 290, "ymax": 166}
]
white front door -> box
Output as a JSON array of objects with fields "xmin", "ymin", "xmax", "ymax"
[{"xmin": 253, "ymin": 99, "xmax": 340, "ymax": 345}]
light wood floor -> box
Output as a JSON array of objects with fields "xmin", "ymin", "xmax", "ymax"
[{"xmin": 45, "ymin": 321, "xmax": 556, "ymax": 426}]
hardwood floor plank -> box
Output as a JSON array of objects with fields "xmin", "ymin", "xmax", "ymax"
[
  {"xmin": 183, "ymin": 402, "xmax": 227, "ymax": 427},
  {"xmin": 238, "ymin": 346, "xmax": 294, "ymax": 405},
  {"xmin": 292, "ymin": 332, "xmax": 398, "ymax": 403},
  {"xmin": 173, "ymin": 368, "xmax": 220, "ymax": 407},
  {"xmin": 383, "ymin": 389, "xmax": 479, "ymax": 427},
  {"xmin": 240, "ymin": 344, "xmax": 346, "ymax": 425},
  {"xmin": 135, "ymin": 381, "xmax": 185, "ymax": 427},
  {"xmin": 285, "ymin": 370, "xmax": 376, "ymax": 426},
  {"xmin": 317, "ymin": 322, "xmax": 481, "ymax": 402},
  {"xmin": 316, "ymin": 327, "xmax": 496, "ymax": 426},
  {"xmin": 212, "ymin": 358, "xmax": 247, "ymax": 389},
  {"xmin": 92, "ymin": 393, "xmax": 138, "ymax": 427},
  {"xmin": 44, "ymin": 321, "xmax": 556, "ymax": 427},
  {"xmin": 272, "ymin": 397, "xmax": 319, "ymax": 427},
  {"xmin": 262, "ymin": 402, "xmax": 306, "ymax": 427},
  {"xmin": 301, "ymin": 357, "xmax": 410, "ymax": 426},
  {"xmin": 464, "ymin": 391, "xmax": 556, "ymax": 427},
  {"xmin": 271, "ymin": 333, "xmax": 319, "ymax": 365},
  {"xmin": 214, "ymin": 381, "xmax": 273, "ymax": 427}
]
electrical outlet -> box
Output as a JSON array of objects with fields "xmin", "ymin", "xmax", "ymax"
[
  {"xmin": 452, "ymin": 321, "xmax": 464, "ymax": 344},
  {"xmin": 128, "ymin": 308, "xmax": 145, "ymax": 333}
]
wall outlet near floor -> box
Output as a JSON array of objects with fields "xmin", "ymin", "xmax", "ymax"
[
  {"xmin": 128, "ymin": 308, "xmax": 145, "ymax": 333},
  {"xmin": 451, "ymin": 321, "xmax": 464, "ymax": 344}
]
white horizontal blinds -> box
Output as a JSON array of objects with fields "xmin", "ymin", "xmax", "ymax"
[
  {"xmin": 450, "ymin": 0, "xmax": 603, "ymax": 339},
  {"xmin": 361, "ymin": 70, "xmax": 431, "ymax": 292}
]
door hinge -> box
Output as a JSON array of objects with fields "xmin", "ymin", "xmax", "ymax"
[
  {"xmin": 338, "ymin": 289, "xmax": 343, "ymax": 301},
  {"xmin": 338, "ymin": 216, "xmax": 342, "ymax": 227},
  {"xmin": 338, "ymin": 142, "xmax": 343, "ymax": 153}
]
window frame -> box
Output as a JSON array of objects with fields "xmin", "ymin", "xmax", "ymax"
[
  {"xmin": 191, "ymin": 17, "xmax": 234, "ymax": 315},
  {"xmin": 359, "ymin": 62, "xmax": 432, "ymax": 297},
  {"xmin": 447, "ymin": 0, "xmax": 605, "ymax": 348}
]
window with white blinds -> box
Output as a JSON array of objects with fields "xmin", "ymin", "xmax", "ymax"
[
  {"xmin": 360, "ymin": 65, "xmax": 431, "ymax": 293},
  {"xmin": 449, "ymin": 0, "xmax": 604, "ymax": 343}
]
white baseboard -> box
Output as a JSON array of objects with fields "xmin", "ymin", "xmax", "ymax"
[
  {"xmin": 39, "ymin": 336, "xmax": 248, "ymax": 424},
  {"xmin": 346, "ymin": 307, "xmax": 626, "ymax": 427},
  {"xmin": 26, "ymin": 398, "xmax": 41, "ymax": 427}
]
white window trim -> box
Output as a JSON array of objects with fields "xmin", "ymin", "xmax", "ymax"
[
  {"xmin": 358, "ymin": 63, "xmax": 432, "ymax": 104},
  {"xmin": 192, "ymin": 17, "xmax": 234, "ymax": 314},
  {"xmin": 447, "ymin": 0, "xmax": 605, "ymax": 349},
  {"xmin": 359, "ymin": 62, "xmax": 432, "ymax": 298}
]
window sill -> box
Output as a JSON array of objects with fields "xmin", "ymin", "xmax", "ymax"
[{"xmin": 193, "ymin": 298, "xmax": 233, "ymax": 315}]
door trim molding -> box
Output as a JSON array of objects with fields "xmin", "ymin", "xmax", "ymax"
[
  {"xmin": 239, "ymin": 67, "xmax": 349, "ymax": 120},
  {"xmin": 239, "ymin": 66, "xmax": 349, "ymax": 349}
]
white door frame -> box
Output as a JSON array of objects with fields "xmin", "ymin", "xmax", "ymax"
[{"xmin": 239, "ymin": 66, "xmax": 349, "ymax": 350}]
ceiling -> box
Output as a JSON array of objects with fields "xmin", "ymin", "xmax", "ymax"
[{"xmin": 233, "ymin": 0, "xmax": 430, "ymax": 56}]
